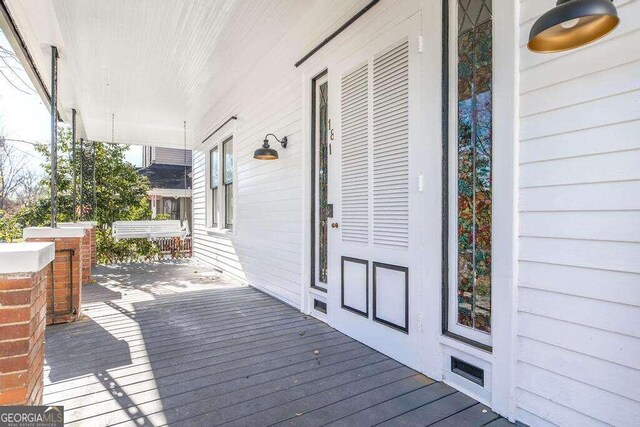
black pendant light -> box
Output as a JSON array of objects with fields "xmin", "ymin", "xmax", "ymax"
[
  {"xmin": 254, "ymin": 133, "xmax": 288, "ymax": 160},
  {"xmin": 528, "ymin": 0, "xmax": 620, "ymax": 53}
]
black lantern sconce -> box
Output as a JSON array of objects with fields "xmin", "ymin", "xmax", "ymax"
[
  {"xmin": 528, "ymin": 0, "xmax": 620, "ymax": 53},
  {"xmin": 254, "ymin": 133, "xmax": 288, "ymax": 160}
]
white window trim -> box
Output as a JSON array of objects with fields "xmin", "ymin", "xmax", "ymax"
[
  {"xmin": 204, "ymin": 129, "xmax": 236, "ymax": 235},
  {"xmin": 312, "ymin": 71, "xmax": 329, "ymax": 293},
  {"xmin": 221, "ymin": 136, "xmax": 235, "ymax": 230},
  {"xmin": 488, "ymin": 0, "xmax": 518, "ymax": 420},
  {"xmin": 209, "ymin": 145, "xmax": 220, "ymax": 229},
  {"xmin": 446, "ymin": 0, "xmax": 493, "ymax": 348},
  {"xmin": 442, "ymin": 0, "xmax": 518, "ymax": 420},
  {"xmin": 300, "ymin": 63, "xmax": 332, "ymax": 316}
]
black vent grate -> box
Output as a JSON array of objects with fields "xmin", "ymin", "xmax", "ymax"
[
  {"xmin": 314, "ymin": 299, "xmax": 327, "ymax": 314},
  {"xmin": 451, "ymin": 356, "xmax": 484, "ymax": 386}
]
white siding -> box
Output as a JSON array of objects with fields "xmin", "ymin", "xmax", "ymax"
[
  {"xmin": 191, "ymin": 0, "xmax": 423, "ymax": 312},
  {"xmin": 516, "ymin": 1, "xmax": 640, "ymax": 425},
  {"xmin": 191, "ymin": 0, "xmax": 381, "ymax": 308},
  {"xmin": 152, "ymin": 147, "xmax": 193, "ymax": 166},
  {"xmin": 191, "ymin": 73, "xmax": 306, "ymax": 306},
  {"xmin": 187, "ymin": 1, "xmax": 640, "ymax": 424}
]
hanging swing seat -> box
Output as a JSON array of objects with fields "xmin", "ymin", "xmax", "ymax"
[{"xmin": 113, "ymin": 220, "xmax": 189, "ymax": 241}]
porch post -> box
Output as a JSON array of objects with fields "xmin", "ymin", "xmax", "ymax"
[
  {"xmin": 79, "ymin": 138, "xmax": 84, "ymax": 220},
  {"xmin": 50, "ymin": 45, "xmax": 58, "ymax": 228},
  {"xmin": 183, "ymin": 120, "xmax": 187, "ymax": 223},
  {"xmin": 71, "ymin": 108, "xmax": 77, "ymax": 222},
  {"xmin": 92, "ymin": 141, "xmax": 96, "ymax": 220}
]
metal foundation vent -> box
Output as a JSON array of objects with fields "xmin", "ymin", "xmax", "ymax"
[
  {"xmin": 451, "ymin": 356, "xmax": 484, "ymax": 387},
  {"xmin": 314, "ymin": 299, "xmax": 327, "ymax": 314}
]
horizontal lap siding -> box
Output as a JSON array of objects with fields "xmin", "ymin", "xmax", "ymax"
[
  {"xmin": 517, "ymin": 1, "xmax": 640, "ymax": 425},
  {"xmin": 191, "ymin": 0, "xmax": 376, "ymax": 309},
  {"xmin": 192, "ymin": 148, "xmax": 247, "ymax": 280},
  {"xmin": 192, "ymin": 78, "xmax": 304, "ymax": 307},
  {"xmin": 153, "ymin": 147, "xmax": 192, "ymax": 166}
]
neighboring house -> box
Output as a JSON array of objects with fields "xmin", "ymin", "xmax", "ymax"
[
  {"xmin": 137, "ymin": 146, "xmax": 192, "ymax": 230},
  {"xmin": 4, "ymin": 0, "xmax": 639, "ymax": 424}
]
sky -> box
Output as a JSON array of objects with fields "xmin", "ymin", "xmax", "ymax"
[{"xmin": 0, "ymin": 31, "xmax": 142, "ymax": 169}]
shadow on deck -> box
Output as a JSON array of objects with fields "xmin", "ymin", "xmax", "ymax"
[{"xmin": 43, "ymin": 260, "xmax": 508, "ymax": 426}]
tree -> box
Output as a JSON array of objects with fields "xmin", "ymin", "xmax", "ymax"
[
  {"xmin": 0, "ymin": 209, "xmax": 20, "ymax": 242},
  {"xmin": 0, "ymin": 137, "xmax": 30, "ymax": 211},
  {"xmin": 0, "ymin": 34, "xmax": 35, "ymax": 94},
  {"xmin": 15, "ymin": 168, "xmax": 45, "ymax": 207},
  {"xmin": 17, "ymin": 125, "xmax": 159, "ymax": 262},
  {"xmin": 0, "ymin": 131, "xmax": 42, "ymax": 242}
]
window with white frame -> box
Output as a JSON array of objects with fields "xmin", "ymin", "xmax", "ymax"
[
  {"xmin": 208, "ymin": 136, "xmax": 234, "ymax": 230},
  {"xmin": 223, "ymin": 137, "xmax": 234, "ymax": 230},
  {"xmin": 209, "ymin": 146, "xmax": 219, "ymax": 228},
  {"xmin": 446, "ymin": 0, "xmax": 493, "ymax": 347}
]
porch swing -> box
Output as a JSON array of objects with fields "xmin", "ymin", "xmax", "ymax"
[
  {"xmin": 112, "ymin": 220, "xmax": 189, "ymax": 241},
  {"xmin": 112, "ymin": 118, "xmax": 190, "ymax": 242}
]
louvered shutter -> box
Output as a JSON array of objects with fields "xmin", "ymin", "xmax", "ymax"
[
  {"xmin": 341, "ymin": 63, "xmax": 370, "ymax": 244},
  {"xmin": 372, "ymin": 40, "xmax": 409, "ymax": 249}
]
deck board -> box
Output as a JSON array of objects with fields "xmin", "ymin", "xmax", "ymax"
[
  {"xmin": 319, "ymin": 382, "xmax": 455, "ymax": 427},
  {"xmin": 378, "ymin": 392, "xmax": 481, "ymax": 426},
  {"xmin": 43, "ymin": 261, "xmax": 511, "ymax": 426},
  {"xmin": 429, "ymin": 403, "xmax": 501, "ymax": 426}
]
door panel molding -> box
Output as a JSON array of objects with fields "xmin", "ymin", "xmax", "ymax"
[
  {"xmin": 373, "ymin": 262, "xmax": 409, "ymax": 333},
  {"xmin": 341, "ymin": 256, "xmax": 369, "ymax": 318}
]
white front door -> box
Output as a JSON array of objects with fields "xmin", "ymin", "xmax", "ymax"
[{"xmin": 326, "ymin": 14, "xmax": 423, "ymax": 370}]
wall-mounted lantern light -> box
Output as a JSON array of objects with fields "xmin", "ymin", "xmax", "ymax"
[
  {"xmin": 253, "ymin": 133, "xmax": 288, "ymax": 160},
  {"xmin": 528, "ymin": 0, "xmax": 619, "ymax": 53}
]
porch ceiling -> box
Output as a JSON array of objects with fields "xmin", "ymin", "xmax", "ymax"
[{"xmin": 2, "ymin": 0, "xmax": 366, "ymax": 148}]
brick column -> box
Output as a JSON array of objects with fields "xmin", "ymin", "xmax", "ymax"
[
  {"xmin": 0, "ymin": 242, "xmax": 54, "ymax": 406},
  {"xmin": 58, "ymin": 222, "xmax": 97, "ymax": 284},
  {"xmin": 24, "ymin": 227, "xmax": 85, "ymax": 325},
  {"xmin": 90, "ymin": 226, "xmax": 97, "ymax": 267}
]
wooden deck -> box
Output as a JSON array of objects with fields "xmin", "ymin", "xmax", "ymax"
[{"xmin": 44, "ymin": 261, "xmax": 507, "ymax": 426}]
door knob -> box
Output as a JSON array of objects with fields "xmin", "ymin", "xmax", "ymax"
[{"xmin": 331, "ymin": 222, "xmax": 339, "ymax": 229}]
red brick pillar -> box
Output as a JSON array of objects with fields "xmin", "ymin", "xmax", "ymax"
[
  {"xmin": 58, "ymin": 222, "xmax": 97, "ymax": 283},
  {"xmin": 90, "ymin": 226, "xmax": 97, "ymax": 267},
  {"xmin": 23, "ymin": 227, "xmax": 85, "ymax": 325},
  {"xmin": 0, "ymin": 242, "xmax": 54, "ymax": 406}
]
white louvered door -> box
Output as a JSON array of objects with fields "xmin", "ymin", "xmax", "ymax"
[{"xmin": 326, "ymin": 14, "xmax": 422, "ymax": 370}]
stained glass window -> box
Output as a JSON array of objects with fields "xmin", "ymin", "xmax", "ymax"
[
  {"xmin": 318, "ymin": 81, "xmax": 329, "ymax": 284},
  {"xmin": 456, "ymin": 0, "xmax": 492, "ymax": 334}
]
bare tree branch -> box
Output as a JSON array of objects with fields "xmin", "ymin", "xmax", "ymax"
[
  {"xmin": 0, "ymin": 37, "xmax": 35, "ymax": 94},
  {"xmin": 0, "ymin": 140, "xmax": 30, "ymax": 210},
  {"xmin": 0, "ymin": 68, "xmax": 32, "ymax": 94},
  {"xmin": 16, "ymin": 168, "xmax": 44, "ymax": 207},
  {"xmin": 0, "ymin": 55, "xmax": 35, "ymax": 92}
]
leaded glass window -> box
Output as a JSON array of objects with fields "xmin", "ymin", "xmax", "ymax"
[
  {"xmin": 456, "ymin": 0, "xmax": 492, "ymax": 334},
  {"xmin": 318, "ymin": 81, "xmax": 329, "ymax": 284}
]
